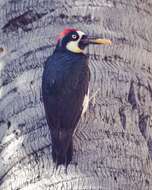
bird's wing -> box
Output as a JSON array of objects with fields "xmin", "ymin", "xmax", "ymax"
[
  {"xmin": 42, "ymin": 55, "xmax": 90, "ymax": 131},
  {"xmin": 42, "ymin": 54, "xmax": 90, "ymax": 166}
]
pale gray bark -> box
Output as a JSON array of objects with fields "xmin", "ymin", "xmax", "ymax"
[{"xmin": 0, "ymin": 0, "xmax": 152, "ymax": 189}]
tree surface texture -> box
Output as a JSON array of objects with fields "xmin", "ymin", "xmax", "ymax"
[{"xmin": 0, "ymin": 0, "xmax": 152, "ymax": 189}]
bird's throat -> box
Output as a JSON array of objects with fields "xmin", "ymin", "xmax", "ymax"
[{"xmin": 66, "ymin": 41, "xmax": 84, "ymax": 53}]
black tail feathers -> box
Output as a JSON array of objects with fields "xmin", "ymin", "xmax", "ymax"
[
  {"xmin": 52, "ymin": 142, "xmax": 73, "ymax": 168},
  {"xmin": 51, "ymin": 134, "xmax": 73, "ymax": 168}
]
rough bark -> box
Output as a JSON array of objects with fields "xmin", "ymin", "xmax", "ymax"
[{"xmin": 0, "ymin": 0, "xmax": 152, "ymax": 189}]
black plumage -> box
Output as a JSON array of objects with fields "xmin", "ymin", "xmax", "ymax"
[
  {"xmin": 42, "ymin": 28, "xmax": 111, "ymax": 168},
  {"xmin": 42, "ymin": 47, "xmax": 90, "ymax": 167}
]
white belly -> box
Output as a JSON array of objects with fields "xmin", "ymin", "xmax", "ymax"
[{"xmin": 82, "ymin": 90, "xmax": 89, "ymax": 115}]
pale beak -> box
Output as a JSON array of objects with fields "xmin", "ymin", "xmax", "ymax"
[
  {"xmin": 88, "ymin": 38, "xmax": 112, "ymax": 45},
  {"xmin": 79, "ymin": 36, "xmax": 112, "ymax": 49}
]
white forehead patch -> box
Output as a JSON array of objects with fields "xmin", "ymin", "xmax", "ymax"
[
  {"xmin": 77, "ymin": 30, "xmax": 85, "ymax": 38},
  {"xmin": 66, "ymin": 30, "xmax": 86, "ymax": 53}
]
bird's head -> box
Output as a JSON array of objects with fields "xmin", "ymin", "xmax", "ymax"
[{"xmin": 56, "ymin": 28, "xmax": 112, "ymax": 53}]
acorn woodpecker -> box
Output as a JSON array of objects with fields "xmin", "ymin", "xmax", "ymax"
[{"xmin": 42, "ymin": 28, "xmax": 111, "ymax": 168}]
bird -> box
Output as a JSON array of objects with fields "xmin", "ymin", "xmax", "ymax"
[{"xmin": 42, "ymin": 28, "xmax": 112, "ymax": 168}]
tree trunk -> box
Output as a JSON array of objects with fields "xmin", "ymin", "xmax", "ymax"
[{"xmin": 0, "ymin": 0, "xmax": 152, "ymax": 189}]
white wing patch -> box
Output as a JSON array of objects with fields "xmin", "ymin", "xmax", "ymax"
[{"xmin": 82, "ymin": 89, "xmax": 89, "ymax": 115}]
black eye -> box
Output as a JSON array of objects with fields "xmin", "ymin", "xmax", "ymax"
[{"xmin": 72, "ymin": 34, "xmax": 77, "ymax": 39}]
